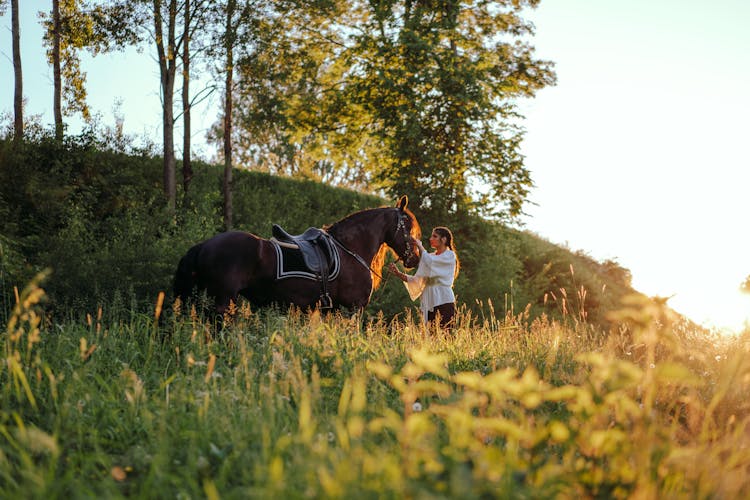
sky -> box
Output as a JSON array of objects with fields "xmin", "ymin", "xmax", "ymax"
[
  {"xmin": 518, "ymin": 0, "xmax": 750, "ymax": 334},
  {"xmin": 2, "ymin": 1, "xmax": 749, "ymax": 333}
]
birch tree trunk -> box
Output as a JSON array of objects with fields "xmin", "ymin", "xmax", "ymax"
[
  {"xmin": 11, "ymin": 0, "xmax": 23, "ymax": 144},
  {"xmin": 222, "ymin": 0, "xmax": 235, "ymax": 230},
  {"xmin": 154, "ymin": 0, "xmax": 177, "ymax": 209},
  {"xmin": 52, "ymin": 0, "xmax": 63, "ymax": 140},
  {"xmin": 181, "ymin": 0, "xmax": 193, "ymax": 196}
]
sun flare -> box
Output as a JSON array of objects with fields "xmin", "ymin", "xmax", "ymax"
[{"xmin": 668, "ymin": 289, "xmax": 750, "ymax": 335}]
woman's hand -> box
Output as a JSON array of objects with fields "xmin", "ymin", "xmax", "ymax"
[{"xmin": 389, "ymin": 263, "xmax": 406, "ymax": 281}]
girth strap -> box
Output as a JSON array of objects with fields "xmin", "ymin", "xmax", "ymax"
[{"xmin": 314, "ymin": 244, "xmax": 332, "ymax": 309}]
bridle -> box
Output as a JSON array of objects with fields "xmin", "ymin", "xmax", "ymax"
[{"xmin": 393, "ymin": 211, "xmax": 417, "ymax": 265}]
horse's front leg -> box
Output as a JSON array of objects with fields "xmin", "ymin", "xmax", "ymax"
[{"xmin": 354, "ymin": 307, "xmax": 367, "ymax": 334}]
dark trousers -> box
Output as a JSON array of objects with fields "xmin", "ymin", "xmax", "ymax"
[{"xmin": 427, "ymin": 302, "xmax": 456, "ymax": 328}]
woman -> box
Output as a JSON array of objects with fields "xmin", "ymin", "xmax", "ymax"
[{"xmin": 389, "ymin": 226, "xmax": 460, "ymax": 328}]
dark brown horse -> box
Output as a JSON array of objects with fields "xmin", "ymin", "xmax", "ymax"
[{"xmin": 173, "ymin": 196, "xmax": 421, "ymax": 315}]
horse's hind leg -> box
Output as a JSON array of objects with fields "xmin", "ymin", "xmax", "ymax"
[
  {"xmin": 201, "ymin": 294, "xmax": 232, "ymax": 332},
  {"xmin": 207, "ymin": 276, "xmax": 242, "ymax": 317},
  {"xmin": 214, "ymin": 293, "xmax": 238, "ymax": 317}
]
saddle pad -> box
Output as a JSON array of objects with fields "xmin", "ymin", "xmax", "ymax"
[{"xmin": 271, "ymin": 239, "xmax": 341, "ymax": 281}]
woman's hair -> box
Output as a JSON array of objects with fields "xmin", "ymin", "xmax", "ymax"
[{"xmin": 434, "ymin": 226, "xmax": 460, "ymax": 278}]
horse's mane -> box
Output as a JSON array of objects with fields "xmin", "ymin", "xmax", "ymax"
[
  {"xmin": 370, "ymin": 243, "xmax": 389, "ymax": 290},
  {"xmin": 325, "ymin": 205, "xmax": 421, "ymax": 236},
  {"xmin": 323, "ymin": 206, "xmax": 383, "ymax": 234}
]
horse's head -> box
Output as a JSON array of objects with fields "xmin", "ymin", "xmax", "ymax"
[{"xmin": 387, "ymin": 195, "xmax": 421, "ymax": 269}]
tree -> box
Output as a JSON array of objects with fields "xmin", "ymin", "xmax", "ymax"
[
  {"xmin": 742, "ymin": 275, "xmax": 750, "ymax": 294},
  {"xmin": 182, "ymin": 0, "xmax": 192, "ymax": 195},
  {"xmin": 343, "ymin": 0, "xmax": 555, "ymax": 219},
  {"xmin": 43, "ymin": 0, "xmax": 87, "ymax": 140},
  {"xmin": 152, "ymin": 0, "xmax": 179, "ymax": 209},
  {"xmin": 52, "ymin": 0, "xmax": 63, "ymax": 139},
  {"xmin": 41, "ymin": 1, "xmax": 140, "ymax": 141},
  {"xmin": 149, "ymin": 0, "xmax": 210, "ymax": 207},
  {"xmin": 207, "ymin": 0, "xmax": 277, "ymax": 229},
  {"xmin": 224, "ymin": 0, "xmax": 554, "ymax": 220},
  {"xmin": 222, "ymin": 0, "xmax": 236, "ymax": 229},
  {"xmin": 215, "ymin": 0, "xmax": 358, "ymax": 185},
  {"xmin": 71, "ymin": 0, "xmax": 205, "ymax": 207},
  {"xmin": 10, "ymin": 0, "xmax": 23, "ymax": 144},
  {"xmin": 84, "ymin": 0, "xmax": 206, "ymax": 204},
  {"xmin": 180, "ymin": 0, "xmax": 210, "ymax": 197}
]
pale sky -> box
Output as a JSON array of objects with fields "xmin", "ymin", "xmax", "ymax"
[
  {"xmin": 2, "ymin": 1, "xmax": 749, "ymax": 333},
  {"xmin": 519, "ymin": 0, "xmax": 750, "ymax": 333}
]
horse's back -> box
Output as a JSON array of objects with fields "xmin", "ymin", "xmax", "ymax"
[
  {"xmin": 199, "ymin": 231, "xmax": 256, "ymax": 264},
  {"xmin": 199, "ymin": 230, "xmax": 276, "ymax": 285}
]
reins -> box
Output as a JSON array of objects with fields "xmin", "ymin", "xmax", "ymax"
[
  {"xmin": 328, "ymin": 234, "xmax": 385, "ymax": 280},
  {"xmin": 329, "ymin": 234, "xmax": 396, "ymax": 302}
]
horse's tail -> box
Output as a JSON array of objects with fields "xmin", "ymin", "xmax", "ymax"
[{"xmin": 173, "ymin": 243, "xmax": 203, "ymax": 304}]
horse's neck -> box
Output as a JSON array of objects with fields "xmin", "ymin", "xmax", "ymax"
[{"xmin": 330, "ymin": 210, "xmax": 388, "ymax": 262}]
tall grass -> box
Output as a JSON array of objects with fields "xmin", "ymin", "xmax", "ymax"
[{"xmin": 1, "ymin": 277, "xmax": 749, "ymax": 498}]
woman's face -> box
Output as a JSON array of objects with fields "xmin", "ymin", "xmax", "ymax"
[{"xmin": 429, "ymin": 231, "xmax": 446, "ymax": 249}]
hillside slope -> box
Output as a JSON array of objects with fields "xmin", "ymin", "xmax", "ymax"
[{"xmin": 1, "ymin": 136, "xmax": 640, "ymax": 331}]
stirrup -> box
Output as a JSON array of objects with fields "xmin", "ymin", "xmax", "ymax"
[{"xmin": 319, "ymin": 293, "xmax": 333, "ymax": 310}]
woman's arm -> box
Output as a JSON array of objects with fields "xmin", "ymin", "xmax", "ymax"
[
  {"xmin": 389, "ymin": 236, "xmax": 428, "ymax": 282},
  {"xmin": 388, "ymin": 263, "xmax": 409, "ymax": 282}
]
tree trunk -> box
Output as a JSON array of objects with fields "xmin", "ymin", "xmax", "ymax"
[
  {"xmin": 163, "ymin": 78, "xmax": 176, "ymax": 208},
  {"xmin": 11, "ymin": 0, "xmax": 22, "ymax": 144},
  {"xmin": 223, "ymin": 0, "xmax": 235, "ymax": 231},
  {"xmin": 181, "ymin": 0, "xmax": 193, "ymax": 197},
  {"xmin": 154, "ymin": 0, "xmax": 177, "ymax": 209},
  {"xmin": 52, "ymin": 0, "xmax": 63, "ymax": 140}
]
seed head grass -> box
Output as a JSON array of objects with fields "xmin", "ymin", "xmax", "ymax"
[{"xmin": 1, "ymin": 277, "xmax": 750, "ymax": 498}]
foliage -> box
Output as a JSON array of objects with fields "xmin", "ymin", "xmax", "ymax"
[
  {"xmin": 41, "ymin": 0, "xmax": 91, "ymax": 122},
  {"xmin": 514, "ymin": 230, "xmax": 638, "ymax": 331},
  {"xmin": 39, "ymin": 0, "xmax": 142, "ymax": 124},
  {"xmin": 345, "ymin": 0, "xmax": 556, "ymax": 219},
  {"xmin": 0, "ymin": 130, "xmax": 208, "ymax": 315},
  {"xmin": 225, "ymin": 0, "xmax": 555, "ymax": 219},
  {"xmin": 0, "ymin": 276, "xmax": 747, "ymax": 497},
  {"xmin": 211, "ymin": 0, "xmax": 361, "ymax": 184}
]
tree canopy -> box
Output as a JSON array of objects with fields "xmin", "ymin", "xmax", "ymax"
[
  {"xmin": 39, "ymin": 1, "xmax": 141, "ymax": 126},
  {"xmin": 10, "ymin": 0, "xmax": 555, "ymax": 219},
  {"xmin": 227, "ymin": 0, "xmax": 556, "ymax": 219}
]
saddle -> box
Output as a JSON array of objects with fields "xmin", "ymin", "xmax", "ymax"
[
  {"xmin": 271, "ymin": 224, "xmax": 338, "ymax": 308},
  {"xmin": 272, "ymin": 225, "xmax": 332, "ymax": 273}
]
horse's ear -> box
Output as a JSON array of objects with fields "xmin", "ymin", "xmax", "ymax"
[{"xmin": 397, "ymin": 195, "xmax": 408, "ymax": 211}]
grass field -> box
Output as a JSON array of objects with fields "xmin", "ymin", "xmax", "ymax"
[{"xmin": 2, "ymin": 274, "xmax": 750, "ymax": 498}]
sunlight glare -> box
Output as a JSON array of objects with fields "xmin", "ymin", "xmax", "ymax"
[{"xmin": 634, "ymin": 272, "xmax": 750, "ymax": 336}]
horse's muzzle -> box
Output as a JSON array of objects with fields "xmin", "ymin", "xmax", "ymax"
[{"xmin": 403, "ymin": 253, "xmax": 421, "ymax": 269}]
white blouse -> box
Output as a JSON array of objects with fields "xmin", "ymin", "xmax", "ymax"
[{"xmin": 403, "ymin": 245, "xmax": 456, "ymax": 323}]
